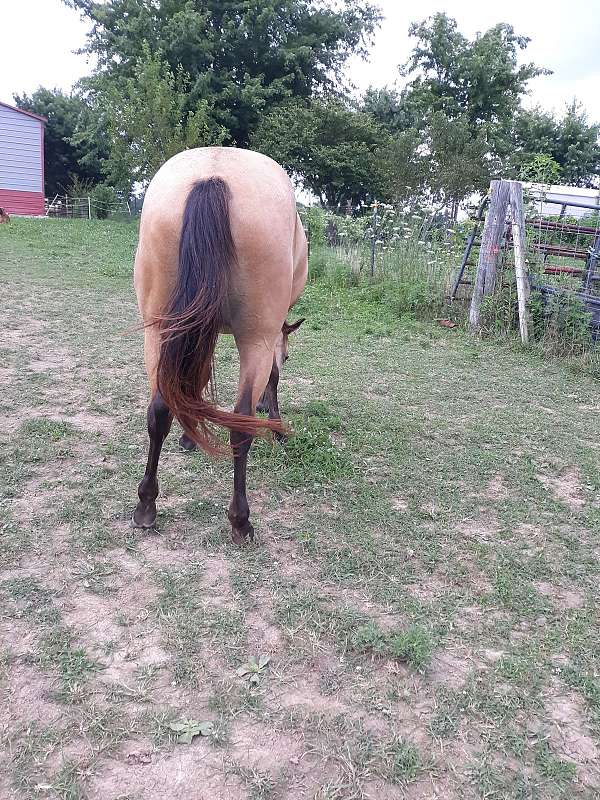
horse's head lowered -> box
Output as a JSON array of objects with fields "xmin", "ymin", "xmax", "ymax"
[{"xmin": 275, "ymin": 318, "xmax": 305, "ymax": 370}]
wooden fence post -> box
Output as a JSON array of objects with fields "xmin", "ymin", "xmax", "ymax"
[
  {"xmin": 509, "ymin": 180, "xmax": 531, "ymax": 345},
  {"xmin": 469, "ymin": 179, "xmax": 511, "ymax": 331}
]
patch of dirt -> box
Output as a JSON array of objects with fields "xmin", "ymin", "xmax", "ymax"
[
  {"xmin": 539, "ymin": 468, "xmax": 586, "ymax": 510},
  {"xmin": 483, "ymin": 474, "xmax": 509, "ymax": 501},
  {"xmin": 0, "ymin": 661, "xmax": 64, "ymax": 729},
  {"xmin": 275, "ymin": 671, "xmax": 352, "ymax": 717},
  {"xmin": 327, "ymin": 589, "xmax": 403, "ymax": 634},
  {"xmin": 534, "ymin": 581, "xmax": 585, "ymax": 611},
  {"xmin": 133, "ymin": 534, "xmax": 197, "ymax": 568},
  {"xmin": 86, "ymin": 741, "xmax": 249, "ymax": 800},
  {"xmin": 0, "ymin": 618, "xmax": 41, "ymax": 658},
  {"xmin": 244, "ymin": 607, "xmax": 284, "ymax": 652},
  {"xmin": 544, "ymin": 683, "xmax": 600, "ymax": 788},
  {"xmin": 28, "ymin": 346, "xmax": 76, "ymax": 373},
  {"xmin": 54, "ymin": 411, "xmax": 114, "ymax": 436},
  {"xmin": 1, "ymin": 316, "xmax": 48, "ymax": 346},
  {"xmin": 408, "ymin": 573, "xmax": 450, "ymax": 603},
  {"xmin": 428, "ymin": 647, "xmax": 475, "ymax": 689},
  {"xmin": 453, "ymin": 605, "xmax": 510, "ymax": 636},
  {"xmin": 12, "ymin": 481, "xmax": 76, "ymax": 525},
  {"xmin": 229, "ymin": 716, "xmax": 303, "ymax": 771},
  {"xmin": 391, "ymin": 496, "xmax": 408, "ymax": 512},
  {"xmin": 456, "ymin": 516, "xmax": 499, "ymax": 544},
  {"xmin": 202, "ymin": 555, "xmax": 233, "ymax": 594},
  {"xmin": 480, "ymin": 648, "xmax": 505, "ymax": 664}
]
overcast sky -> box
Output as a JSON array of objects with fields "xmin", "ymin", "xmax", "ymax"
[{"xmin": 1, "ymin": 0, "xmax": 599, "ymax": 122}]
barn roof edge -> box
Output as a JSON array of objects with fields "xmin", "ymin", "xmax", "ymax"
[{"xmin": 0, "ymin": 101, "xmax": 47, "ymax": 123}]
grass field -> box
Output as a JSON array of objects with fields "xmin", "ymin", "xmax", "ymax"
[{"xmin": 1, "ymin": 218, "xmax": 599, "ymax": 800}]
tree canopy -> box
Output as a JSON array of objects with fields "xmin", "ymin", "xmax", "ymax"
[
  {"xmin": 252, "ymin": 99, "xmax": 391, "ymax": 208},
  {"xmin": 399, "ymin": 14, "xmax": 549, "ymax": 133},
  {"xmin": 65, "ymin": 0, "xmax": 381, "ymax": 146},
  {"xmin": 512, "ymin": 103, "xmax": 600, "ymax": 187},
  {"xmin": 101, "ymin": 45, "xmax": 226, "ymax": 189},
  {"xmin": 18, "ymin": 5, "xmax": 598, "ymax": 207}
]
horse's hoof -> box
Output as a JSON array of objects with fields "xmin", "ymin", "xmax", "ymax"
[
  {"xmin": 179, "ymin": 434, "xmax": 197, "ymax": 451},
  {"xmin": 231, "ymin": 521, "xmax": 255, "ymax": 546},
  {"xmin": 274, "ymin": 431, "xmax": 288, "ymax": 444},
  {"xmin": 132, "ymin": 504, "xmax": 157, "ymax": 529}
]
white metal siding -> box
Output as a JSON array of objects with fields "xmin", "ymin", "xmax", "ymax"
[
  {"xmin": 527, "ymin": 183, "xmax": 600, "ymax": 220},
  {"xmin": 0, "ymin": 105, "xmax": 43, "ymax": 192}
]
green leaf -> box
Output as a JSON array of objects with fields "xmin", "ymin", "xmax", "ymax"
[
  {"xmin": 237, "ymin": 655, "xmax": 271, "ymax": 681},
  {"xmin": 169, "ymin": 718, "xmax": 214, "ymax": 744},
  {"xmin": 198, "ymin": 721, "xmax": 214, "ymax": 736}
]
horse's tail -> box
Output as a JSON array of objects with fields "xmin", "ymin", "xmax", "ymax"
[{"xmin": 156, "ymin": 177, "xmax": 285, "ymax": 454}]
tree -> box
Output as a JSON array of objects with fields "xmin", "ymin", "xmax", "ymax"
[
  {"xmin": 101, "ymin": 45, "xmax": 226, "ymax": 189},
  {"xmin": 513, "ymin": 103, "xmax": 600, "ymax": 187},
  {"xmin": 65, "ymin": 0, "xmax": 381, "ymax": 146},
  {"xmin": 399, "ymin": 14, "xmax": 548, "ymax": 135},
  {"xmin": 424, "ymin": 113, "xmax": 490, "ymax": 217},
  {"xmin": 362, "ymin": 87, "xmax": 415, "ymax": 133},
  {"xmin": 13, "ymin": 88, "xmax": 108, "ymax": 196},
  {"xmin": 517, "ymin": 153, "xmax": 562, "ymax": 185},
  {"xmin": 252, "ymin": 99, "xmax": 391, "ymax": 208},
  {"xmin": 382, "ymin": 128, "xmax": 426, "ymax": 207}
]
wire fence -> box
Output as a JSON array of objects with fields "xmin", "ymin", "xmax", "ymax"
[
  {"xmin": 298, "ymin": 203, "xmax": 467, "ymax": 316},
  {"xmin": 45, "ymin": 194, "xmax": 133, "ymax": 219}
]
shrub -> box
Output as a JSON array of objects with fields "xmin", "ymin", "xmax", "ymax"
[{"xmin": 92, "ymin": 184, "xmax": 117, "ymax": 219}]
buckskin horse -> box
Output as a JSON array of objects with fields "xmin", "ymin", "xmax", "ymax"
[{"xmin": 133, "ymin": 147, "xmax": 307, "ymax": 543}]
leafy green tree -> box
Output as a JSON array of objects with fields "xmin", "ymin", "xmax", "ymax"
[
  {"xmin": 513, "ymin": 103, "xmax": 599, "ymax": 187},
  {"xmin": 252, "ymin": 99, "xmax": 390, "ymax": 208},
  {"xmin": 362, "ymin": 87, "xmax": 416, "ymax": 133},
  {"xmin": 424, "ymin": 113, "xmax": 490, "ymax": 217},
  {"xmin": 13, "ymin": 87, "xmax": 108, "ymax": 196},
  {"xmin": 518, "ymin": 153, "xmax": 562, "ymax": 185},
  {"xmin": 101, "ymin": 45, "xmax": 226, "ymax": 189},
  {"xmin": 399, "ymin": 13, "xmax": 548, "ymax": 134},
  {"xmin": 65, "ymin": 0, "xmax": 381, "ymax": 146}
]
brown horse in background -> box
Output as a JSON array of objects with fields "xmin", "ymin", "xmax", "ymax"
[
  {"xmin": 0, "ymin": 208, "xmax": 10, "ymax": 224},
  {"xmin": 133, "ymin": 147, "xmax": 308, "ymax": 543}
]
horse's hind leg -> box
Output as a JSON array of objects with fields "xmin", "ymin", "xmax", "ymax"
[
  {"xmin": 133, "ymin": 392, "xmax": 173, "ymax": 528},
  {"xmin": 256, "ymin": 359, "xmax": 276, "ymax": 414},
  {"xmin": 228, "ymin": 347, "xmax": 274, "ymax": 544},
  {"xmin": 179, "ymin": 432, "xmax": 197, "ymax": 451},
  {"xmin": 256, "ymin": 391, "xmax": 270, "ymax": 414},
  {"xmin": 263, "ymin": 362, "xmax": 286, "ymax": 442}
]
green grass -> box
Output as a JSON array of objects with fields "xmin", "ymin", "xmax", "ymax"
[{"xmin": 1, "ymin": 216, "xmax": 599, "ymax": 798}]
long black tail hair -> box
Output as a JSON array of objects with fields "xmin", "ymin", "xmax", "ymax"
[{"xmin": 155, "ymin": 177, "xmax": 284, "ymax": 453}]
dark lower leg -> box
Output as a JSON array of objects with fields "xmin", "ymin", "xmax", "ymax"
[
  {"xmin": 256, "ymin": 391, "xmax": 269, "ymax": 414},
  {"xmin": 133, "ymin": 392, "xmax": 172, "ymax": 528},
  {"xmin": 228, "ymin": 388, "xmax": 254, "ymax": 544},
  {"xmin": 264, "ymin": 362, "xmax": 286, "ymax": 442},
  {"xmin": 179, "ymin": 432, "xmax": 197, "ymax": 451}
]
